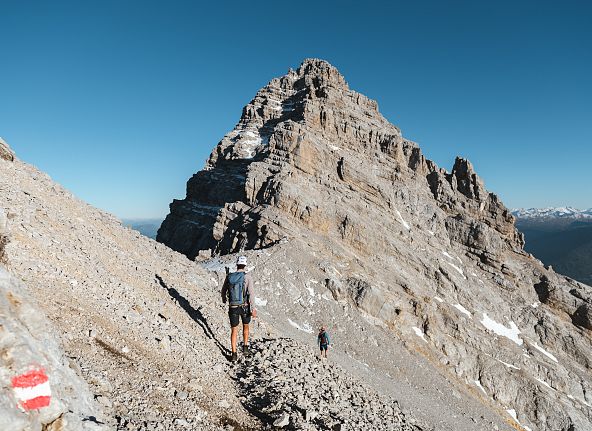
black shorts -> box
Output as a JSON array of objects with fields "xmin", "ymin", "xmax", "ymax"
[
  {"xmin": 320, "ymin": 344, "xmax": 328, "ymax": 351},
  {"xmin": 229, "ymin": 305, "xmax": 251, "ymax": 327}
]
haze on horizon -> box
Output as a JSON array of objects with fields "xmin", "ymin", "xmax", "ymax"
[{"xmin": 2, "ymin": 0, "xmax": 590, "ymax": 219}]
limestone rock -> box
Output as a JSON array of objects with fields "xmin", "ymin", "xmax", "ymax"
[
  {"xmin": 0, "ymin": 137, "xmax": 15, "ymax": 162},
  {"xmin": 0, "ymin": 267, "xmax": 106, "ymax": 430}
]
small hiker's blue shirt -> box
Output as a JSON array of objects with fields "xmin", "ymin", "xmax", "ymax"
[{"xmin": 318, "ymin": 331, "xmax": 330, "ymax": 346}]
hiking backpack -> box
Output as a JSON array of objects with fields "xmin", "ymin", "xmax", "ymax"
[
  {"xmin": 320, "ymin": 331, "xmax": 329, "ymax": 345},
  {"xmin": 227, "ymin": 272, "xmax": 246, "ymax": 306}
]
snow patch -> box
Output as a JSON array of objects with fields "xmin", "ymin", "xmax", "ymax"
[
  {"xmin": 254, "ymin": 297, "xmax": 267, "ymax": 307},
  {"xmin": 237, "ymin": 130, "xmax": 270, "ymax": 159},
  {"xmin": 535, "ymin": 378, "xmax": 553, "ymax": 390},
  {"xmin": 532, "ymin": 342, "xmax": 558, "ymax": 363},
  {"xmin": 506, "ymin": 409, "xmax": 531, "ymax": 430},
  {"xmin": 434, "ymin": 296, "xmax": 444, "ymax": 303},
  {"xmin": 531, "ymin": 302, "xmax": 540, "ymax": 308},
  {"xmin": 412, "ymin": 326, "xmax": 428, "ymax": 343},
  {"xmin": 395, "ymin": 210, "xmax": 411, "ymax": 230},
  {"xmin": 445, "ymin": 261, "xmax": 465, "ymax": 278},
  {"xmin": 287, "ymin": 319, "xmax": 313, "ymax": 333},
  {"xmin": 496, "ymin": 358, "xmax": 520, "ymax": 370},
  {"xmin": 474, "ymin": 380, "xmax": 487, "ymax": 395},
  {"xmin": 507, "ymin": 409, "xmax": 518, "ymax": 422},
  {"xmin": 480, "ymin": 313, "xmax": 523, "ymax": 345},
  {"xmin": 306, "ymin": 286, "xmax": 315, "ymax": 297},
  {"xmin": 453, "ymin": 303, "xmax": 472, "ymax": 318},
  {"xmin": 566, "ymin": 393, "xmax": 592, "ymax": 407},
  {"xmin": 442, "ymin": 251, "xmax": 454, "ymax": 260}
]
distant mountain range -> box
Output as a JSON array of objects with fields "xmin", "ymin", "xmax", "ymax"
[
  {"xmin": 121, "ymin": 218, "xmax": 162, "ymax": 239},
  {"xmin": 513, "ymin": 207, "xmax": 592, "ymax": 219},
  {"xmin": 513, "ymin": 207, "xmax": 592, "ymax": 286}
]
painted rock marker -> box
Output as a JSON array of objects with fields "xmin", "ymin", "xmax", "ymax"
[{"xmin": 11, "ymin": 368, "xmax": 52, "ymax": 410}]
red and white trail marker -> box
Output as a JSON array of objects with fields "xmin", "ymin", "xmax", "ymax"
[{"xmin": 11, "ymin": 368, "xmax": 52, "ymax": 410}]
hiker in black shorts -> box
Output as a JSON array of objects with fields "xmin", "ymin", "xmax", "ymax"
[{"xmin": 221, "ymin": 256, "xmax": 257, "ymax": 362}]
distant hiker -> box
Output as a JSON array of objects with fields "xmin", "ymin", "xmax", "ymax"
[
  {"xmin": 222, "ymin": 256, "xmax": 257, "ymax": 362},
  {"xmin": 318, "ymin": 326, "xmax": 330, "ymax": 359}
]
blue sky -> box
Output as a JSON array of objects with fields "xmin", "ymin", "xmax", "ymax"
[{"xmin": 1, "ymin": 0, "xmax": 591, "ymax": 218}]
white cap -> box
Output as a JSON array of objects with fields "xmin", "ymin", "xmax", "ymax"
[{"xmin": 236, "ymin": 256, "xmax": 247, "ymax": 265}]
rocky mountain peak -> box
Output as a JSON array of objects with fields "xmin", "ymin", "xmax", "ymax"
[
  {"xmin": 159, "ymin": 59, "xmax": 518, "ymax": 260},
  {"xmin": 295, "ymin": 57, "xmax": 349, "ymax": 91}
]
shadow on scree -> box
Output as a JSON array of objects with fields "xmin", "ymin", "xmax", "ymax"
[{"xmin": 155, "ymin": 273, "xmax": 231, "ymax": 360}]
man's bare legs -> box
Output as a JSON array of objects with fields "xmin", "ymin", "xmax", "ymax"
[
  {"xmin": 230, "ymin": 324, "xmax": 250, "ymax": 355},
  {"xmin": 231, "ymin": 325, "xmax": 239, "ymax": 353},
  {"xmin": 243, "ymin": 323, "xmax": 249, "ymax": 347}
]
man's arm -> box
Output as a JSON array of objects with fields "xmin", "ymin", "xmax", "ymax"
[
  {"xmin": 245, "ymin": 274, "xmax": 257, "ymax": 316},
  {"xmin": 221, "ymin": 276, "xmax": 228, "ymax": 304}
]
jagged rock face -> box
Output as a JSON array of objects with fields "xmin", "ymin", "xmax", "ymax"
[
  {"xmin": 158, "ymin": 58, "xmax": 522, "ymax": 262},
  {"xmin": 0, "ymin": 267, "xmax": 105, "ymax": 430},
  {"xmin": 161, "ymin": 59, "xmax": 592, "ymax": 430}
]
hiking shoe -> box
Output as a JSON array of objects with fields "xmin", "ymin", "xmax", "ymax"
[
  {"xmin": 231, "ymin": 351, "xmax": 238, "ymax": 362},
  {"xmin": 242, "ymin": 344, "xmax": 251, "ymax": 357}
]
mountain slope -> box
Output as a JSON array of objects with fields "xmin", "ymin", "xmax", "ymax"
[
  {"xmin": 0, "ymin": 140, "xmax": 423, "ymax": 429},
  {"xmin": 159, "ymin": 59, "xmax": 592, "ymax": 431}
]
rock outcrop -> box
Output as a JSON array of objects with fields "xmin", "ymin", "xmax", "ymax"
[
  {"xmin": 0, "ymin": 267, "xmax": 106, "ymax": 430},
  {"xmin": 0, "ymin": 137, "xmax": 15, "ymax": 162},
  {"xmin": 160, "ymin": 59, "xmax": 592, "ymax": 431}
]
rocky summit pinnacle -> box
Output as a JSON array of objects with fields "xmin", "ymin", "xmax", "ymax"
[
  {"xmin": 158, "ymin": 58, "xmax": 522, "ymax": 261},
  {"xmin": 158, "ymin": 59, "xmax": 592, "ymax": 430}
]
